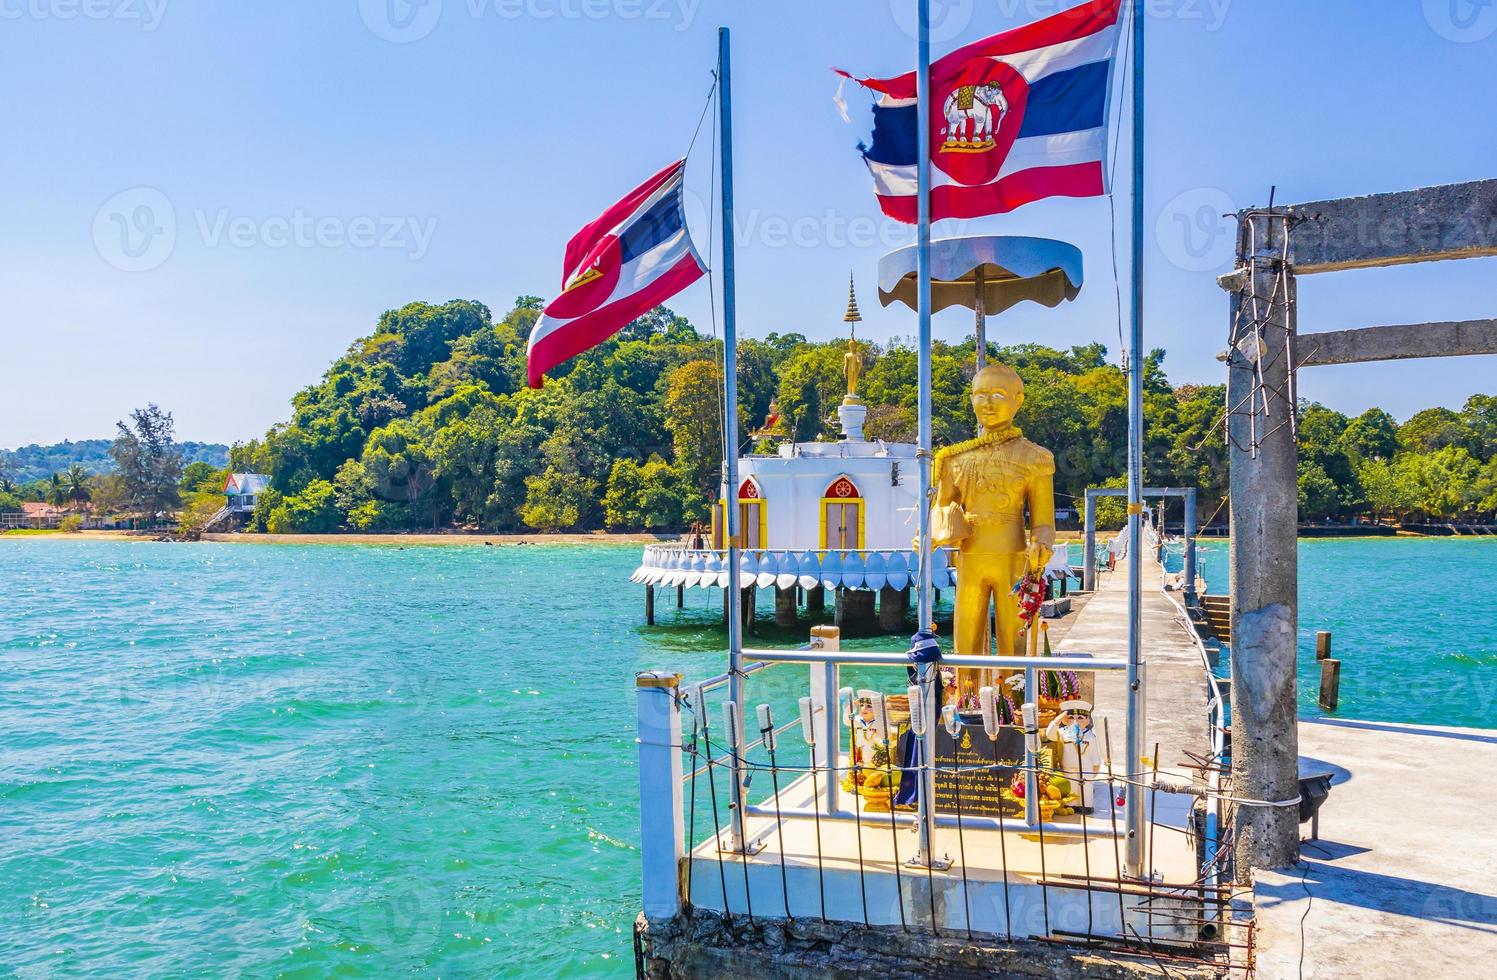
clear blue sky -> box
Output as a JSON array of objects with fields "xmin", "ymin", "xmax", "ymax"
[{"xmin": 4, "ymin": 0, "xmax": 1496, "ymax": 448}]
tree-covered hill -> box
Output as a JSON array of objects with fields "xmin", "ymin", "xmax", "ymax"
[
  {"xmin": 224, "ymin": 296, "xmax": 1497, "ymax": 534},
  {"xmin": 1, "ymin": 439, "xmax": 227, "ymax": 484}
]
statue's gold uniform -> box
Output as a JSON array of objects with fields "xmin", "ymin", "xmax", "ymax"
[{"xmin": 932, "ymin": 363, "xmax": 1056, "ymax": 659}]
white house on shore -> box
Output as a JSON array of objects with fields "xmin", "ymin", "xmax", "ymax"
[{"xmin": 223, "ymin": 473, "xmax": 271, "ymax": 514}]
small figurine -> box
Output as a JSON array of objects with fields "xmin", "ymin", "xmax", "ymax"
[{"xmin": 1045, "ymin": 699, "xmax": 1103, "ymax": 811}]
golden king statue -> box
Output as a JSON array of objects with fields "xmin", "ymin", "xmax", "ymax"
[{"xmin": 932, "ymin": 362, "xmax": 1056, "ymax": 660}]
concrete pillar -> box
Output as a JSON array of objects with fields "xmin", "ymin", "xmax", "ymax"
[
  {"xmin": 645, "ymin": 584, "xmax": 655, "ymax": 626},
  {"xmin": 878, "ymin": 585, "xmax": 907, "ymax": 633},
  {"xmin": 774, "ymin": 585, "xmax": 798, "ymax": 627},
  {"xmin": 676, "ymin": 584, "xmax": 684, "ymax": 609},
  {"xmin": 742, "ymin": 586, "xmax": 757, "ymax": 636},
  {"xmin": 635, "ymin": 671, "xmax": 684, "ymax": 920},
  {"xmin": 806, "ymin": 585, "xmax": 826, "ymax": 613},
  {"xmin": 834, "ymin": 588, "xmax": 877, "ymax": 638},
  {"xmin": 1226, "ymin": 209, "xmax": 1301, "ymax": 876},
  {"xmin": 1083, "ymin": 491, "xmax": 1097, "ymax": 592}
]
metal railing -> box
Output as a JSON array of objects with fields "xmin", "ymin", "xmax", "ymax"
[{"xmin": 645, "ymin": 653, "xmax": 1245, "ymax": 964}]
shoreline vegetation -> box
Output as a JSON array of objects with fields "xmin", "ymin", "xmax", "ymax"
[{"xmin": 5, "ymin": 298, "xmax": 1495, "ymax": 539}]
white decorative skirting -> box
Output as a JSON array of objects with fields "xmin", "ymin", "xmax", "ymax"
[{"xmin": 630, "ymin": 545, "xmax": 955, "ymax": 592}]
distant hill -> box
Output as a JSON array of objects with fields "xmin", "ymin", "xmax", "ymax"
[{"xmin": 1, "ymin": 439, "xmax": 230, "ymax": 484}]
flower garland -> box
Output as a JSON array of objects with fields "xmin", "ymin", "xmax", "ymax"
[{"xmin": 932, "ymin": 424, "xmax": 1024, "ymax": 467}]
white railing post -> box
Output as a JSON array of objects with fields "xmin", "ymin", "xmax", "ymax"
[
  {"xmin": 809, "ymin": 625, "xmax": 841, "ymax": 815},
  {"xmin": 636, "ymin": 671, "xmax": 685, "ymax": 920}
]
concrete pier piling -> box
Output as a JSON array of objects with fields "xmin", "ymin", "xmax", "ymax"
[
  {"xmin": 773, "ymin": 585, "xmax": 797, "ymax": 627},
  {"xmin": 877, "ymin": 585, "xmax": 907, "ymax": 632},
  {"xmin": 834, "ymin": 587, "xmax": 876, "ymax": 637},
  {"xmin": 1318, "ymin": 658, "xmax": 1341, "ymax": 712}
]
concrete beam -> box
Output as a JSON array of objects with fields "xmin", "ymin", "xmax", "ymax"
[
  {"xmin": 1282, "ymin": 179, "xmax": 1497, "ymax": 274},
  {"xmin": 1299, "ymin": 318, "xmax": 1497, "ymax": 366}
]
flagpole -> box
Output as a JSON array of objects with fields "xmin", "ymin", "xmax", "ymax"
[
  {"xmin": 911, "ymin": 0, "xmax": 944, "ymax": 872},
  {"xmin": 718, "ymin": 25, "xmax": 751, "ymax": 855},
  {"xmin": 1124, "ymin": 0, "xmax": 1148, "ymax": 880}
]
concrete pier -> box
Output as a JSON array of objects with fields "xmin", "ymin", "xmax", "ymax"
[{"xmin": 1252, "ymin": 718, "xmax": 1497, "ymax": 978}]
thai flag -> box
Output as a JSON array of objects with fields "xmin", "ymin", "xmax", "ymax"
[
  {"xmin": 527, "ymin": 160, "xmax": 706, "ymax": 388},
  {"xmin": 837, "ymin": 0, "xmax": 1121, "ymax": 223}
]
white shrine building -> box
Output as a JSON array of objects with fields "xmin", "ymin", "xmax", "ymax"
[{"xmin": 632, "ymin": 282, "xmax": 952, "ymax": 635}]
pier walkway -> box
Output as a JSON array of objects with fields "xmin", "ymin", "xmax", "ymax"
[
  {"xmin": 1058, "ymin": 558, "xmax": 1211, "ymax": 782},
  {"xmin": 1253, "ymin": 718, "xmax": 1497, "ymax": 977}
]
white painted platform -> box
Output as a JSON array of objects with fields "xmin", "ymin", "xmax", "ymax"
[
  {"xmin": 684, "ymin": 560, "xmax": 1221, "ymax": 944},
  {"xmin": 1253, "ymin": 718, "xmax": 1497, "ymax": 978}
]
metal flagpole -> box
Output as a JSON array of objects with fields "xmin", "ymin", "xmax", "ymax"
[
  {"xmin": 911, "ymin": 0, "xmax": 946, "ymax": 871},
  {"xmin": 718, "ymin": 26, "xmax": 754, "ymax": 856},
  {"xmin": 1123, "ymin": 0, "xmax": 1148, "ymax": 879}
]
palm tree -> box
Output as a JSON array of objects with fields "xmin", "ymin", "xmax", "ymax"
[
  {"xmin": 47, "ymin": 473, "xmax": 67, "ymax": 508},
  {"xmin": 64, "ymin": 464, "xmax": 91, "ymax": 512}
]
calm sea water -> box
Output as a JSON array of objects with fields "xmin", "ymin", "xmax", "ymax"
[{"xmin": 1, "ymin": 537, "xmax": 1493, "ymax": 976}]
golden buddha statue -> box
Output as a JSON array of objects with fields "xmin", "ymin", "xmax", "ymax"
[
  {"xmin": 932, "ymin": 362, "xmax": 1056, "ymax": 659},
  {"xmin": 844, "ymin": 338, "xmax": 863, "ymax": 402}
]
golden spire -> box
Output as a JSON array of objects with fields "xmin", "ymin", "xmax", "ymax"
[{"xmin": 843, "ymin": 273, "xmax": 862, "ymax": 326}]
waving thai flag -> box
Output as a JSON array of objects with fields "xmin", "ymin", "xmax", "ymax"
[
  {"xmin": 837, "ymin": 0, "xmax": 1122, "ymax": 223},
  {"xmin": 527, "ymin": 160, "xmax": 706, "ymax": 388}
]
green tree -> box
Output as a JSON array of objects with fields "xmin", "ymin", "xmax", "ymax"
[
  {"xmin": 109, "ymin": 404, "xmax": 185, "ymax": 517},
  {"xmin": 46, "ymin": 473, "xmax": 67, "ymax": 508},
  {"xmin": 1297, "ymin": 462, "xmax": 1341, "ymax": 521},
  {"xmin": 604, "ymin": 456, "xmax": 689, "ymax": 530},
  {"xmin": 521, "ymin": 466, "xmax": 598, "ymax": 532},
  {"xmin": 266, "ymin": 480, "xmax": 342, "ymax": 533},
  {"xmin": 1399, "ymin": 407, "xmax": 1468, "ymax": 454},
  {"xmin": 1339, "ymin": 408, "xmax": 1399, "ymax": 463},
  {"xmin": 664, "ymin": 360, "xmax": 725, "ymax": 501}
]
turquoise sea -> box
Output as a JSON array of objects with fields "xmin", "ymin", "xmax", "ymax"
[{"xmin": 1, "ymin": 537, "xmax": 1493, "ymax": 976}]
